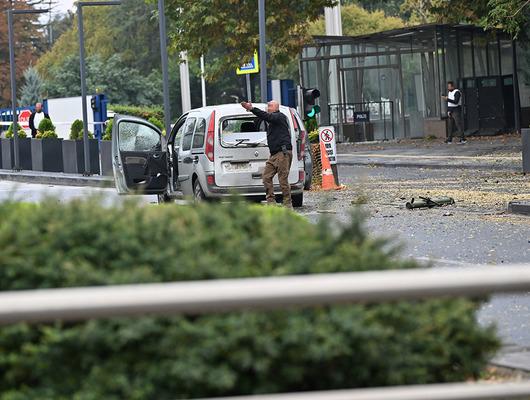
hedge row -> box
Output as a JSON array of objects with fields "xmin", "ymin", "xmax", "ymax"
[
  {"xmin": 0, "ymin": 199, "xmax": 499, "ymax": 399},
  {"xmin": 109, "ymin": 104, "xmax": 164, "ymax": 121}
]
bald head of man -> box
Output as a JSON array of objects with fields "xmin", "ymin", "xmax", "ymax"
[{"xmin": 267, "ymin": 100, "xmax": 279, "ymax": 113}]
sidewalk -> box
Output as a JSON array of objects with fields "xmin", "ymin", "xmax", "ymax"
[
  {"xmin": 337, "ymin": 134, "xmax": 523, "ymax": 171},
  {"xmin": 0, "ymin": 169, "xmax": 113, "ymax": 188}
]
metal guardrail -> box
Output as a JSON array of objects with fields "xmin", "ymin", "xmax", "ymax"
[
  {"xmin": 197, "ymin": 382, "xmax": 530, "ymax": 400},
  {"xmin": 2, "ymin": 265, "xmax": 530, "ymax": 399}
]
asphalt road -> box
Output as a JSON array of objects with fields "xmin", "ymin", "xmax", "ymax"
[{"xmin": 1, "ymin": 168, "xmax": 530, "ymax": 355}]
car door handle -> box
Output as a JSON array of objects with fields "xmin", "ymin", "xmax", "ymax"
[
  {"xmin": 192, "ymin": 155, "xmax": 199, "ymax": 164},
  {"xmin": 183, "ymin": 156, "xmax": 199, "ymax": 164}
]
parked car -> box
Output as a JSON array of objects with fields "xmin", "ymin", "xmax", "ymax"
[{"xmin": 111, "ymin": 104, "xmax": 308, "ymax": 207}]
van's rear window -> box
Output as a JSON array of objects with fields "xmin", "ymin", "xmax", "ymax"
[{"xmin": 220, "ymin": 117, "xmax": 267, "ymax": 148}]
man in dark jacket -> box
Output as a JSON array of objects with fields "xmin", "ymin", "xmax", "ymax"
[
  {"xmin": 28, "ymin": 102, "xmax": 51, "ymax": 138},
  {"xmin": 241, "ymin": 100, "xmax": 293, "ymax": 208}
]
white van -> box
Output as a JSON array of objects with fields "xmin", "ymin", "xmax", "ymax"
[{"xmin": 112, "ymin": 104, "xmax": 307, "ymax": 207}]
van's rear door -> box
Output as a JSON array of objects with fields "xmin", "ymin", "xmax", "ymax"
[{"xmin": 214, "ymin": 112, "xmax": 297, "ymax": 187}]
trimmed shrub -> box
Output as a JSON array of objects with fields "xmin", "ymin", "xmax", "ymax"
[
  {"xmin": 37, "ymin": 118, "xmax": 55, "ymax": 134},
  {"xmin": 102, "ymin": 119, "xmax": 113, "ymax": 141},
  {"xmin": 69, "ymin": 119, "xmax": 83, "ymax": 140},
  {"xmin": 308, "ymin": 129, "xmax": 319, "ymax": 144},
  {"xmin": 35, "ymin": 130, "xmax": 58, "ymax": 139},
  {"xmin": 69, "ymin": 120, "xmax": 94, "ymax": 140},
  {"xmin": 5, "ymin": 123, "xmax": 27, "ymax": 138},
  {"xmin": 0, "ymin": 200, "xmax": 499, "ymax": 399},
  {"xmin": 148, "ymin": 116, "xmax": 164, "ymax": 132},
  {"xmin": 110, "ymin": 104, "xmax": 164, "ymax": 121}
]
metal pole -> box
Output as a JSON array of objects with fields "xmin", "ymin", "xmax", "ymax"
[
  {"xmin": 7, "ymin": 10, "xmax": 20, "ymax": 171},
  {"xmin": 258, "ymin": 0, "xmax": 267, "ymax": 103},
  {"xmin": 157, "ymin": 0, "xmax": 171, "ymax": 135},
  {"xmin": 512, "ymin": 39, "xmax": 521, "ymax": 133},
  {"xmin": 179, "ymin": 52, "xmax": 192, "ymax": 113},
  {"xmin": 245, "ymin": 74, "xmax": 252, "ymax": 102},
  {"xmin": 77, "ymin": 5, "xmax": 91, "ymax": 176},
  {"xmin": 200, "ymin": 55, "xmax": 207, "ymax": 107}
]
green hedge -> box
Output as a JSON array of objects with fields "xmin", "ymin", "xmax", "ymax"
[
  {"xmin": 0, "ymin": 200, "xmax": 498, "ymax": 399},
  {"xmin": 110, "ymin": 104, "xmax": 164, "ymax": 121}
]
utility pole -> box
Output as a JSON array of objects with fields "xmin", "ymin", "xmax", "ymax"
[
  {"xmin": 180, "ymin": 52, "xmax": 192, "ymax": 113},
  {"xmin": 324, "ymin": 2, "xmax": 342, "ymax": 36},
  {"xmin": 258, "ymin": 0, "xmax": 267, "ymax": 103},
  {"xmin": 200, "ymin": 55, "xmax": 207, "ymax": 107}
]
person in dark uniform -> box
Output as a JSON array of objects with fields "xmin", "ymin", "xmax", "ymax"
[
  {"xmin": 241, "ymin": 100, "xmax": 293, "ymax": 208},
  {"xmin": 442, "ymin": 81, "xmax": 466, "ymax": 144},
  {"xmin": 28, "ymin": 102, "xmax": 51, "ymax": 138}
]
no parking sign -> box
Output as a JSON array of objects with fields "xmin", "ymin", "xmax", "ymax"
[{"xmin": 319, "ymin": 126, "xmax": 337, "ymax": 164}]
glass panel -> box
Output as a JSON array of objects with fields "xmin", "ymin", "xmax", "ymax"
[
  {"xmin": 500, "ymin": 40, "xmax": 513, "ymax": 75},
  {"xmin": 402, "ymin": 52, "xmax": 425, "ymax": 138},
  {"xmin": 119, "ymin": 121, "xmax": 161, "ymax": 152},
  {"xmin": 474, "ymin": 35, "xmax": 488, "ymax": 77},
  {"xmin": 488, "ymin": 38, "xmax": 500, "ymax": 75},
  {"xmin": 444, "ymin": 29, "xmax": 459, "ymax": 84},
  {"xmin": 181, "ymin": 117, "xmax": 196, "ymax": 151},
  {"xmin": 460, "ymin": 33, "xmax": 474, "ymax": 78},
  {"xmin": 192, "ymin": 118, "xmax": 206, "ymax": 149}
]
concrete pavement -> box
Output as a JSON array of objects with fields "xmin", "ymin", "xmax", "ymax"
[{"xmin": 337, "ymin": 134, "xmax": 522, "ymax": 171}]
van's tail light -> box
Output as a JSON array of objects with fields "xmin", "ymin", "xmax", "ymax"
[
  {"xmin": 298, "ymin": 130, "xmax": 306, "ymax": 161},
  {"xmin": 205, "ymin": 111, "xmax": 216, "ymax": 162},
  {"xmin": 290, "ymin": 109, "xmax": 306, "ymax": 161},
  {"xmin": 206, "ymin": 174, "xmax": 215, "ymax": 186}
]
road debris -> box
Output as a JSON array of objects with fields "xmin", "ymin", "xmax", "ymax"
[{"xmin": 406, "ymin": 196, "xmax": 455, "ymax": 210}]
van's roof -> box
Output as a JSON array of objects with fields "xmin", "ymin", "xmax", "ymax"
[{"xmin": 187, "ymin": 103, "xmax": 293, "ymax": 116}]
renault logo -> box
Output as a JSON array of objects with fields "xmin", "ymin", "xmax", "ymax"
[{"xmin": 254, "ymin": 151, "xmax": 259, "ymax": 157}]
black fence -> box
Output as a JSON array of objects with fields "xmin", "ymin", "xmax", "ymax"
[{"xmin": 329, "ymin": 101, "xmax": 395, "ymax": 142}]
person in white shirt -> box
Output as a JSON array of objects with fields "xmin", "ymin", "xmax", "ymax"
[
  {"xmin": 441, "ymin": 81, "xmax": 466, "ymax": 144},
  {"xmin": 28, "ymin": 103, "xmax": 51, "ymax": 138}
]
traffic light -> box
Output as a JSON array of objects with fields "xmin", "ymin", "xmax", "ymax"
[{"xmin": 302, "ymin": 87, "xmax": 321, "ymax": 118}]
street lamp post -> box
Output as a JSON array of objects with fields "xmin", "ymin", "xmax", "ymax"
[
  {"xmin": 157, "ymin": 0, "xmax": 172, "ymax": 136},
  {"xmin": 7, "ymin": 8, "xmax": 48, "ymax": 171},
  {"xmin": 76, "ymin": 1, "xmax": 121, "ymax": 176},
  {"xmin": 258, "ymin": 0, "xmax": 267, "ymax": 103}
]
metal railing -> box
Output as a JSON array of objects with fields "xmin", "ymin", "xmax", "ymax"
[{"xmin": 2, "ymin": 265, "xmax": 530, "ymax": 399}]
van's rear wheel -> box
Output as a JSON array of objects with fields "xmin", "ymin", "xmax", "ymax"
[
  {"xmin": 193, "ymin": 180, "xmax": 206, "ymax": 202},
  {"xmin": 292, "ymin": 193, "xmax": 303, "ymax": 208}
]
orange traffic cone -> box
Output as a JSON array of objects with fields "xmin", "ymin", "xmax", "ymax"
[{"xmin": 320, "ymin": 140, "xmax": 340, "ymax": 191}]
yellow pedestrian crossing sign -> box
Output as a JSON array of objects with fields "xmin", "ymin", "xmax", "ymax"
[{"xmin": 236, "ymin": 51, "xmax": 259, "ymax": 75}]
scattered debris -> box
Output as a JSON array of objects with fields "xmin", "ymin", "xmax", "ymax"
[{"xmin": 406, "ymin": 196, "xmax": 455, "ymax": 210}]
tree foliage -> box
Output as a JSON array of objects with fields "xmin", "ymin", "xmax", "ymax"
[
  {"xmin": 0, "ymin": 0, "xmax": 46, "ymax": 108},
  {"xmin": 43, "ymin": 54, "xmax": 162, "ymax": 106},
  {"xmin": 0, "ymin": 199, "xmax": 499, "ymax": 399},
  {"xmin": 20, "ymin": 66, "xmax": 44, "ymax": 106},
  {"xmin": 309, "ymin": 3, "xmax": 405, "ymax": 36},
  {"xmin": 162, "ymin": 0, "xmax": 336, "ymax": 79}
]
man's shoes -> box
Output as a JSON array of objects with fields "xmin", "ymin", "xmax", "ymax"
[
  {"xmin": 444, "ymin": 139, "xmax": 453, "ymax": 144},
  {"xmin": 457, "ymin": 139, "xmax": 467, "ymax": 144}
]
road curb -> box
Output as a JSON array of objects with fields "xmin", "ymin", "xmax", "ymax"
[
  {"xmin": 338, "ymin": 159, "xmax": 519, "ymax": 171},
  {"xmin": 508, "ymin": 201, "xmax": 530, "ymax": 216},
  {"xmin": 0, "ymin": 170, "xmax": 113, "ymax": 188}
]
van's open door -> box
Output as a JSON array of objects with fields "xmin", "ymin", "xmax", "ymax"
[{"xmin": 112, "ymin": 114, "xmax": 168, "ymax": 194}]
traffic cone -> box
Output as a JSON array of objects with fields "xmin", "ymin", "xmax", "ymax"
[{"xmin": 320, "ymin": 140, "xmax": 340, "ymax": 191}]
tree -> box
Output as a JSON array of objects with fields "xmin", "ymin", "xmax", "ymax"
[
  {"xmin": 20, "ymin": 66, "xmax": 44, "ymax": 106},
  {"xmin": 309, "ymin": 3, "xmax": 405, "ymax": 36},
  {"xmin": 400, "ymin": 0, "xmax": 529, "ymax": 37},
  {"xmin": 162, "ymin": 0, "xmax": 336, "ymax": 80},
  {"xmin": 43, "ymin": 54, "xmax": 162, "ymax": 106},
  {"xmin": 0, "ymin": 0, "xmax": 46, "ymax": 108}
]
